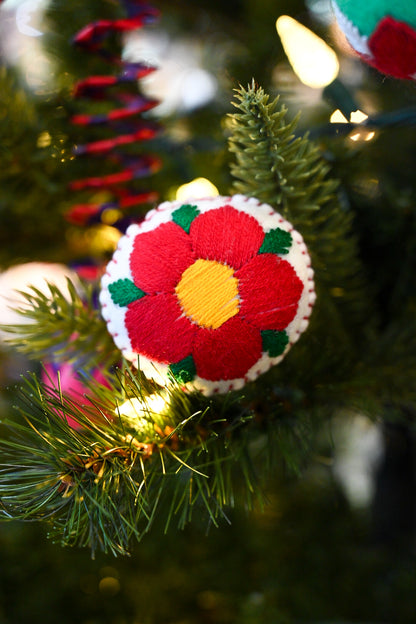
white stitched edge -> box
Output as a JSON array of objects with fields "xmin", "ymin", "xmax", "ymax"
[{"xmin": 332, "ymin": 0, "xmax": 371, "ymax": 57}]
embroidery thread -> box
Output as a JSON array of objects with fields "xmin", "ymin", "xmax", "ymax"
[{"xmin": 100, "ymin": 195, "xmax": 316, "ymax": 394}]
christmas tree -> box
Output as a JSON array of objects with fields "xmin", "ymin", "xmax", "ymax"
[{"xmin": 0, "ymin": 0, "xmax": 415, "ymax": 622}]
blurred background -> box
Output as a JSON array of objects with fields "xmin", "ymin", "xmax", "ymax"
[{"xmin": 0, "ymin": 0, "xmax": 415, "ymax": 622}]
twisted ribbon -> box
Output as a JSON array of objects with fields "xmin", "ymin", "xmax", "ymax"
[{"xmin": 67, "ymin": 1, "xmax": 161, "ymax": 227}]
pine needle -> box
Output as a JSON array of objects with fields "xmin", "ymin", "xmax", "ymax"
[{"xmin": 1, "ymin": 278, "xmax": 118, "ymax": 369}]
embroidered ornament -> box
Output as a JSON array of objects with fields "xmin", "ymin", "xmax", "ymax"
[
  {"xmin": 332, "ymin": 0, "xmax": 416, "ymax": 79},
  {"xmin": 100, "ymin": 195, "xmax": 315, "ymax": 394}
]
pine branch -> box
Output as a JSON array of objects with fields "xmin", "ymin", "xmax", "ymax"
[
  {"xmin": 228, "ymin": 82, "xmax": 336, "ymax": 218},
  {"xmin": 228, "ymin": 83, "xmax": 376, "ymax": 366},
  {"xmin": 1, "ymin": 278, "xmax": 118, "ymax": 369},
  {"xmin": 228, "ymin": 84, "xmax": 416, "ymax": 413},
  {"xmin": 0, "ymin": 358, "xmax": 320, "ymax": 555},
  {"xmin": 1, "ymin": 83, "xmax": 389, "ymax": 556},
  {"xmin": 0, "ymin": 367, "xmax": 291, "ymax": 555}
]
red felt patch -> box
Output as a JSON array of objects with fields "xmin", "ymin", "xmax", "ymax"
[
  {"xmin": 193, "ymin": 317, "xmax": 262, "ymax": 381},
  {"xmin": 189, "ymin": 205, "xmax": 265, "ymax": 270},
  {"xmin": 125, "ymin": 293, "xmax": 196, "ymax": 363},
  {"xmin": 368, "ymin": 16, "xmax": 416, "ymax": 79},
  {"xmin": 236, "ymin": 254, "xmax": 303, "ymax": 330},
  {"xmin": 130, "ymin": 222, "xmax": 195, "ymax": 293}
]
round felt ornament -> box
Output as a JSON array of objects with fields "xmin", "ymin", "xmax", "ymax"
[
  {"xmin": 100, "ymin": 195, "xmax": 315, "ymax": 395},
  {"xmin": 332, "ymin": 0, "xmax": 416, "ymax": 79}
]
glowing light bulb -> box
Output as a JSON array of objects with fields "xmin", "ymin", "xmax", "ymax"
[
  {"xmin": 349, "ymin": 131, "xmax": 375, "ymax": 142},
  {"xmin": 330, "ymin": 109, "xmax": 348, "ymax": 123},
  {"xmin": 36, "ymin": 131, "xmax": 51, "ymax": 148},
  {"xmin": 330, "ymin": 109, "xmax": 375, "ymax": 142},
  {"xmin": 276, "ymin": 15, "xmax": 339, "ymax": 88},
  {"xmin": 348, "ymin": 110, "xmax": 375, "ymax": 142},
  {"xmin": 117, "ymin": 394, "xmax": 168, "ymax": 426},
  {"xmin": 116, "ymin": 393, "xmax": 171, "ymax": 452},
  {"xmin": 176, "ymin": 177, "xmax": 219, "ymax": 201},
  {"xmin": 350, "ymin": 110, "xmax": 368, "ymax": 124}
]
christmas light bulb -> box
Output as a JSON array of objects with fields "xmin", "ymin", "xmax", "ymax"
[
  {"xmin": 116, "ymin": 394, "xmax": 168, "ymax": 430},
  {"xmin": 330, "ymin": 109, "xmax": 348, "ymax": 123},
  {"xmin": 330, "ymin": 109, "xmax": 375, "ymax": 142},
  {"xmin": 276, "ymin": 15, "xmax": 339, "ymax": 88},
  {"xmin": 176, "ymin": 177, "xmax": 219, "ymax": 201},
  {"xmin": 350, "ymin": 110, "xmax": 368, "ymax": 123}
]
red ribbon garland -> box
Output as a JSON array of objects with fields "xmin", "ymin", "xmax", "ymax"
[{"xmin": 67, "ymin": 1, "xmax": 162, "ymax": 227}]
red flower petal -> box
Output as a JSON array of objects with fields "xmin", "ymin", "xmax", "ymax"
[
  {"xmin": 125, "ymin": 293, "xmax": 196, "ymax": 364},
  {"xmin": 130, "ymin": 222, "xmax": 195, "ymax": 293},
  {"xmin": 189, "ymin": 205, "xmax": 265, "ymax": 270},
  {"xmin": 236, "ymin": 254, "xmax": 303, "ymax": 330},
  {"xmin": 368, "ymin": 16, "xmax": 416, "ymax": 79},
  {"xmin": 193, "ymin": 317, "xmax": 262, "ymax": 381}
]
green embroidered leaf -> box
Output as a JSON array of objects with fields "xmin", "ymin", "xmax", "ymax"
[
  {"xmin": 108, "ymin": 279, "xmax": 146, "ymax": 307},
  {"xmin": 172, "ymin": 204, "xmax": 200, "ymax": 233},
  {"xmin": 259, "ymin": 228, "xmax": 292, "ymax": 255},
  {"xmin": 261, "ymin": 330, "xmax": 289, "ymax": 357},
  {"xmin": 169, "ymin": 355, "xmax": 196, "ymax": 384}
]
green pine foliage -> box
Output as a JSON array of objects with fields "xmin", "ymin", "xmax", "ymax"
[
  {"xmin": 0, "ymin": 2, "xmax": 415, "ymax": 620},
  {"xmin": 227, "ymin": 82, "xmax": 416, "ymax": 413},
  {"xmin": 2, "ymin": 278, "xmax": 118, "ymax": 369},
  {"xmin": 0, "ymin": 368, "xmax": 268, "ymax": 555},
  {"xmin": 227, "ymin": 84, "xmax": 370, "ymax": 401},
  {"xmin": 2, "ymin": 80, "xmax": 414, "ymax": 554},
  {"xmin": 1, "ymin": 41, "xmax": 416, "ymax": 554},
  {"xmin": 0, "ymin": 69, "xmax": 68, "ymax": 265},
  {"xmin": 2, "ymin": 77, "xmax": 416, "ymax": 554},
  {"xmin": 229, "ymin": 82, "xmax": 373, "ymax": 339}
]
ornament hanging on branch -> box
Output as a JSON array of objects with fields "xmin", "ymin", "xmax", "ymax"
[
  {"xmin": 332, "ymin": 0, "xmax": 416, "ymax": 79},
  {"xmin": 67, "ymin": 0, "xmax": 162, "ymax": 227},
  {"xmin": 100, "ymin": 194, "xmax": 316, "ymax": 395}
]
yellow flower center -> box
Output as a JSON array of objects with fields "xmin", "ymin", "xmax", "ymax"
[{"xmin": 176, "ymin": 259, "xmax": 239, "ymax": 329}]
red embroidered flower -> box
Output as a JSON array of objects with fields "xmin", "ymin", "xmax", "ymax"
[{"xmin": 100, "ymin": 195, "xmax": 315, "ymax": 394}]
